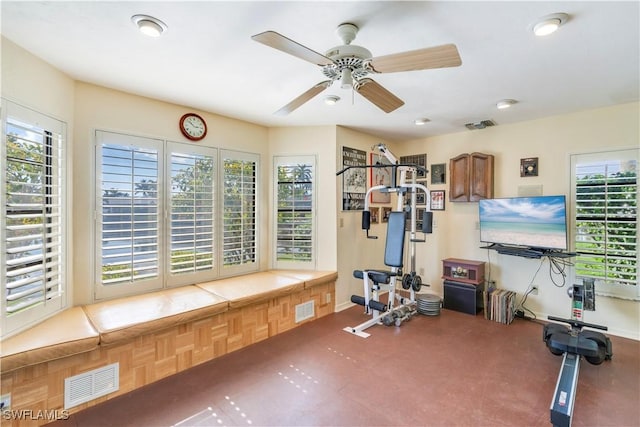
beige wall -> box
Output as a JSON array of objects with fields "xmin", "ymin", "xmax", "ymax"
[
  {"xmin": 398, "ymin": 102, "xmax": 639, "ymax": 339},
  {"xmin": 3, "ymin": 37, "xmax": 638, "ymax": 339}
]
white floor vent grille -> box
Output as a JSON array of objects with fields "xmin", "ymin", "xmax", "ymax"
[
  {"xmin": 295, "ymin": 300, "xmax": 315, "ymax": 323},
  {"xmin": 64, "ymin": 363, "xmax": 119, "ymax": 409}
]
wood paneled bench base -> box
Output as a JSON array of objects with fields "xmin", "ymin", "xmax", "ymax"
[{"xmin": 0, "ymin": 270, "xmax": 336, "ymax": 427}]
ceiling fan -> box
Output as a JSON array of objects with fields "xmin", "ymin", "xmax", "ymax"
[{"xmin": 251, "ymin": 23, "xmax": 462, "ymax": 115}]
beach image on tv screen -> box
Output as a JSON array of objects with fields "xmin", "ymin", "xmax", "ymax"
[{"xmin": 479, "ymin": 196, "xmax": 567, "ymax": 250}]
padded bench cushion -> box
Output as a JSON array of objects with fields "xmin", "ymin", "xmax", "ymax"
[
  {"xmin": 197, "ymin": 272, "xmax": 304, "ymax": 309},
  {"xmin": 0, "ymin": 307, "xmax": 99, "ymax": 372},
  {"xmin": 268, "ymin": 270, "xmax": 338, "ymax": 289},
  {"xmin": 84, "ymin": 286, "xmax": 229, "ymax": 345}
]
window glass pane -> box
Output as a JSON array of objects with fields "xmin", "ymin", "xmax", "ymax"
[
  {"xmin": 276, "ymin": 161, "xmax": 314, "ymax": 263},
  {"xmin": 3, "ymin": 111, "xmax": 64, "ymax": 318},
  {"xmin": 573, "ymin": 151, "xmax": 638, "ymax": 296},
  {"xmin": 170, "ymin": 151, "xmax": 214, "ymax": 274},
  {"xmin": 100, "ymin": 143, "xmax": 159, "ymax": 285},
  {"xmin": 223, "ymin": 155, "xmax": 257, "ymax": 267}
]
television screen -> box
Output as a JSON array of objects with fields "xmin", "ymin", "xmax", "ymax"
[{"xmin": 479, "ymin": 195, "xmax": 568, "ymax": 250}]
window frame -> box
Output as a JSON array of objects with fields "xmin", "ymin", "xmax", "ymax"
[
  {"xmin": 570, "ymin": 148, "xmax": 639, "ymax": 300},
  {"xmin": 219, "ymin": 149, "xmax": 260, "ymax": 277},
  {"xmin": 1, "ymin": 99, "xmax": 68, "ymax": 337},
  {"xmin": 272, "ymin": 155, "xmax": 317, "ymax": 270},
  {"xmin": 166, "ymin": 141, "xmax": 218, "ymax": 287},
  {"xmin": 94, "ymin": 131, "xmax": 165, "ymax": 299}
]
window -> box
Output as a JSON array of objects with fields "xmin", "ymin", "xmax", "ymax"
[
  {"xmin": 1, "ymin": 100, "xmax": 67, "ymax": 336},
  {"xmin": 221, "ymin": 150, "xmax": 258, "ymax": 274},
  {"xmin": 274, "ymin": 156, "xmax": 315, "ymax": 268},
  {"xmin": 96, "ymin": 132, "xmax": 259, "ymax": 298},
  {"xmin": 571, "ymin": 148, "xmax": 639, "ymax": 299},
  {"xmin": 168, "ymin": 142, "xmax": 217, "ymax": 286},
  {"xmin": 96, "ymin": 131, "xmax": 163, "ymax": 298}
]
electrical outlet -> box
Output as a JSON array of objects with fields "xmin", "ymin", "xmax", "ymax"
[
  {"xmin": 325, "ymin": 293, "xmax": 331, "ymax": 304},
  {"xmin": 1, "ymin": 393, "xmax": 11, "ymax": 411},
  {"xmin": 531, "ymin": 285, "xmax": 538, "ymax": 295}
]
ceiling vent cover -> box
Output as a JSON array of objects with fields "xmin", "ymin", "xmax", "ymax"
[{"xmin": 465, "ymin": 120, "xmax": 496, "ymax": 130}]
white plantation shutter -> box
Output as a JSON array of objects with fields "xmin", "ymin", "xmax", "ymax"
[
  {"xmin": 95, "ymin": 131, "xmax": 163, "ymax": 298},
  {"xmin": 571, "ymin": 149, "xmax": 639, "ymax": 299},
  {"xmin": 2, "ymin": 100, "xmax": 66, "ymax": 336},
  {"xmin": 274, "ymin": 156, "xmax": 315, "ymax": 268},
  {"xmin": 168, "ymin": 143, "xmax": 216, "ymax": 285},
  {"xmin": 222, "ymin": 150, "xmax": 258, "ymax": 272},
  {"xmin": 94, "ymin": 133, "xmax": 262, "ymax": 297}
]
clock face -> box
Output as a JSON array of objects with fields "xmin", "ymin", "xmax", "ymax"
[{"xmin": 180, "ymin": 113, "xmax": 207, "ymax": 141}]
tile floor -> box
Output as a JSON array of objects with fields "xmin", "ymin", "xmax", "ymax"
[{"xmin": 47, "ymin": 305, "xmax": 639, "ymax": 427}]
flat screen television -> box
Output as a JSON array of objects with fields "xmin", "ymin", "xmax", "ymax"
[{"xmin": 478, "ymin": 195, "xmax": 568, "ymax": 251}]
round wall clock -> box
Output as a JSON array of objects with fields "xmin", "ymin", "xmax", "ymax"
[{"xmin": 179, "ymin": 113, "xmax": 207, "ymax": 141}]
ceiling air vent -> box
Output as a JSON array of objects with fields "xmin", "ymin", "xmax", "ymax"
[{"xmin": 465, "ymin": 120, "xmax": 496, "ymax": 130}]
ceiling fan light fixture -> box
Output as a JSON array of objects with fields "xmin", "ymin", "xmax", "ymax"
[
  {"xmin": 132, "ymin": 14, "xmax": 167, "ymax": 37},
  {"xmin": 414, "ymin": 118, "xmax": 430, "ymax": 126},
  {"xmin": 324, "ymin": 95, "xmax": 340, "ymax": 105},
  {"xmin": 533, "ymin": 13, "xmax": 568, "ymax": 36},
  {"xmin": 496, "ymin": 99, "xmax": 517, "ymax": 109},
  {"xmin": 340, "ymin": 69, "xmax": 353, "ymax": 90}
]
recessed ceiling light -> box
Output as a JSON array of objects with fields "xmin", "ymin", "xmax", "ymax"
[
  {"xmin": 131, "ymin": 14, "xmax": 167, "ymax": 37},
  {"xmin": 496, "ymin": 99, "xmax": 517, "ymax": 110},
  {"xmin": 414, "ymin": 118, "xmax": 430, "ymax": 126},
  {"xmin": 324, "ymin": 95, "xmax": 340, "ymax": 105},
  {"xmin": 533, "ymin": 13, "xmax": 569, "ymax": 37}
]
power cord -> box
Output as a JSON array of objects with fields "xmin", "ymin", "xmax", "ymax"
[{"xmin": 516, "ymin": 255, "xmax": 574, "ymax": 321}]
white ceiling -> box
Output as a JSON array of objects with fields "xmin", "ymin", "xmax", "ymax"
[{"xmin": 1, "ymin": 1, "xmax": 638, "ymax": 141}]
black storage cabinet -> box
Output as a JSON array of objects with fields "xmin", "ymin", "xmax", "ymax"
[{"xmin": 443, "ymin": 280, "xmax": 483, "ymax": 315}]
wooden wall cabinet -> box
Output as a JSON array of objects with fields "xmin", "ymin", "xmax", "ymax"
[{"xmin": 449, "ymin": 152, "xmax": 494, "ymax": 202}]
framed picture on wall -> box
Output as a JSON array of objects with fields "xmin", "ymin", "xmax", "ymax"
[
  {"xmin": 416, "ymin": 183, "xmax": 427, "ymax": 205},
  {"xmin": 382, "ymin": 207, "xmax": 392, "ymax": 223},
  {"xmin": 430, "ymin": 190, "xmax": 445, "ymax": 211},
  {"xmin": 370, "ymin": 207, "xmax": 380, "ymax": 224},
  {"xmin": 400, "ymin": 153, "xmax": 427, "ymax": 178},
  {"xmin": 520, "ymin": 157, "xmax": 539, "ymax": 177},
  {"xmin": 431, "ymin": 163, "xmax": 446, "ymax": 185},
  {"xmin": 370, "ymin": 153, "xmax": 391, "ymax": 203},
  {"xmin": 341, "ymin": 146, "xmax": 367, "ymax": 210}
]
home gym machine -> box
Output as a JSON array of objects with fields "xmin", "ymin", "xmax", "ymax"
[
  {"xmin": 337, "ymin": 143, "xmax": 433, "ymax": 338},
  {"xmin": 543, "ymin": 278, "xmax": 612, "ymax": 427}
]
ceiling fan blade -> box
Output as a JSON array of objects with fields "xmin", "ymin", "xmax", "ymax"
[
  {"xmin": 252, "ymin": 31, "xmax": 334, "ymax": 66},
  {"xmin": 354, "ymin": 78, "xmax": 404, "ymax": 113},
  {"xmin": 368, "ymin": 44, "xmax": 462, "ymax": 73},
  {"xmin": 274, "ymin": 81, "xmax": 332, "ymax": 116}
]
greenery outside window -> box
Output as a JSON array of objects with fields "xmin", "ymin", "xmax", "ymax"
[
  {"xmin": 222, "ymin": 150, "xmax": 258, "ymax": 274},
  {"xmin": 168, "ymin": 142, "xmax": 217, "ymax": 286},
  {"xmin": 274, "ymin": 156, "xmax": 315, "ymax": 268},
  {"xmin": 571, "ymin": 148, "xmax": 639, "ymax": 299}
]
